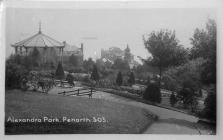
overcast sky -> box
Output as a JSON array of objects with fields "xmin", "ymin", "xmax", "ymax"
[{"xmin": 6, "ymin": 7, "xmax": 216, "ymax": 61}]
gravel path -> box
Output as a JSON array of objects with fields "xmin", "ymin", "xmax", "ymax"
[{"xmin": 48, "ymin": 87, "xmax": 211, "ymax": 134}]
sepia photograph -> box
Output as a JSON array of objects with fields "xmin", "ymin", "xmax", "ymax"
[{"xmin": 2, "ymin": 0, "xmax": 220, "ymax": 136}]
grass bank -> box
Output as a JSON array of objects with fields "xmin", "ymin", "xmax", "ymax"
[{"xmin": 5, "ymin": 89, "xmax": 156, "ymax": 134}]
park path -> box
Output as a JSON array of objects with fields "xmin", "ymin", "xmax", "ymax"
[
  {"xmin": 48, "ymin": 86, "xmax": 211, "ymax": 134},
  {"xmin": 91, "ymin": 91, "xmax": 202, "ymax": 134}
]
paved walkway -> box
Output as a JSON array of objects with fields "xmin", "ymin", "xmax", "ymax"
[
  {"xmin": 48, "ymin": 87, "xmax": 212, "ymax": 134},
  {"xmin": 92, "ymin": 91, "xmax": 202, "ymax": 134}
]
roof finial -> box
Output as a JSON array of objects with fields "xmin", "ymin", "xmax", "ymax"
[{"xmin": 39, "ymin": 21, "xmax": 42, "ymax": 33}]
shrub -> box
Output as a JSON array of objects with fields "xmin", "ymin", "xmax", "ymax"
[
  {"xmin": 91, "ymin": 65, "xmax": 100, "ymax": 81},
  {"xmin": 55, "ymin": 62, "xmax": 64, "ymax": 80},
  {"xmin": 143, "ymin": 83, "xmax": 161, "ymax": 103},
  {"xmin": 5, "ymin": 62, "xmax": 29, "ymax": 89},
  {"xmin": 116, "ymin": 71, "xmax": 123, "ymax": 86},
  {"xmin": 177, "ymin": 88, "xmax": 198, "ymax": 112},
  {"xmin": 170, "ymin": 92, "xmax": 177, "ymax": 107},
  {"xmin": 82, "ymin": 75, "xmax": 91, "ymax": 83},
  {"xmin": 202, "ymin": 89, "xmax": 216, "ymax": 121},
  {"xmin": 128, "ymin": 72, "xmax": 135, "ymax": 86},
  {"xmin": 66, "ymin": 73, "xmax": 74, "ymax": 86}
]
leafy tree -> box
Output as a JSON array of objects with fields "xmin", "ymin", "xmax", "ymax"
[
  {"xmin": 177, "ymin": 88, "xmax": 198, "ymax": 112},
  {"xmin": 128, "ymin": 71, "xmax": 135, "ymax": 86},
  {"xmin": 104, "ymin": 60, "xmax": 113, "ymax": 69},
  {"xmin": 170, "ymin": 92, "xmax": 177, "ymax": 107},
  {"xmin": 113, "ymin": 58, "xmax": 130, "ymax": 71},
  {"xmin": 190, "ymin": 19, "xmax": 216, "ymax": 60},
  {"xmin": 96, "ymin": 59, "xmax": 105, "ymax": 71},
  {"xmin": 91, "ymin": 65, "xmax": 100, "ymax": 81},
  {"xmin": 163, "ymin": 58, "xmax": 206, "ymax": 91},
  {"xmin": 69, "ymin": 54, "xmax": 79, "ymax": 66},
  {"xmin": 143, "ymin": 30, "xmax": 188, "ymax": 87},
  {"xmin": 143, "ymin": 83, "xmax": 161, "ymax": 103},
  {"xmin": 190, "ymin": 19, "xmax": 216, "ymax": 85},
  {"xmin": 116, "ymin": 71, "xmax": 123, "ymax": 86},
  {"xmin": 95, "ymin": 59, "xmax": 113, "ymax": 78},
  {"xmin": 163, "ymin": 58, "xmax": 205, "ymax": 111},
  {"xmin": 190, "ymin": 19, "xmax": 217, "ymax": 121},
  {"xmin": 55, "ymin": 62, "xmax": 64, "ymax": 80},
  {"xmin": 132, "ymin": 62, "xmax": 158, "ymax": 81},
  {"xmin": 6, "ymin": 58, "xmax": 29, "ymax": 89},
  {"xmin": 83, "ymin": 58, "xmax": 95, "ymax": 72}
]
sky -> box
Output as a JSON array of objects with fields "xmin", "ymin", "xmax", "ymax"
[{"xmin": 5, "ymin": 7, "xmax": 216, "ymax": 61}]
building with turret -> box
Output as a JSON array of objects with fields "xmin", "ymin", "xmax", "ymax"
[{"xmin": 101, "ymin": 44, "xmax": 139, "ymax": 68}]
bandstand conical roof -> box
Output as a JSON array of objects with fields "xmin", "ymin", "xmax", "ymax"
[{"xmin": 12, "ymin": 25, "xmax": 64, "ymax": 48}]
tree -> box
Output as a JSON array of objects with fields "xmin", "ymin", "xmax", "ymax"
[
  {"xmin": 190, "ymin": 19, "xmax": 216, "ymax": 85},
  {"xmin": 113, "ymin": 58, "xmax": 130, "ymax": 71},
  {"xmin": 190, "ymin": 19, "xmax": 216, "ymax": 60},
  {"xmin": 163, "ymin": 58, "xmax": 205, "ymax": 111},
  {"xmin": 83, "ymin": 58, "xmax": 95, "ymax": 72},
  {"xmin": 6, "ymin": 60, "xmax": 29, "ymax": 89},
  {"xmin": 96, "ymin": 59, "xmax": 105, "ymax": 71},
  {"xmin": 91, "ymin": 65, "xmax": 100, "ymax": 81},
  {"xmin": 190, "ymin": 19, "xmax": 217, "ymax": 121},
  {"xmin": 69, "ymin": 54, "xmax": 79, "ymax": 66},
  {"xmin": 55, "ymin": 62, "xmax": 64, "ymax": 80},
  {"xmin": 177, "ymin": 88, "xmax": 197, "ymax": 111},
  {"xmin": 163, "ymin": 57, "xmax": 205, "ymax": 91},
  {"xmin": 143, "ymin": 83, "xmax": 161, "ymax": 103},
  {"xmin": 143, "ymin": 30, "xmax": 188, "ymax": 87},
  {"xmin": 116, "ymin": 71, "xmax": 123, "ymax": 86},
  {"xmin": 132, "ymin": 62, "xmax": 158, "ymax": 81},
  {"xmin": 96, "ymin": 59, "xmax": 113, "ymax": 78},
  {"xmin": 128, "ymin": 71, "xmax": 135, "ymax": 86}
]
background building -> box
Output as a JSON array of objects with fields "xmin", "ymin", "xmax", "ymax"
[
  {"xmin": 101, "ymin": 45, "xmax": 139, "ymax": 68},
  {"xmin": 63, "ymin": 42, "xmax": 84, "ymax": 66}
]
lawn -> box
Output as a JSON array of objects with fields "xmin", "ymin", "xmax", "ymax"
[{"xmin": 5, "ymin": 89, "xmax": 156, "ymax": 134}]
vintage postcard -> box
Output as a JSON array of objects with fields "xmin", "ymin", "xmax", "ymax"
[{"xmin": 1, "ymin": 0, "xmax": 221, "ymax": 137}]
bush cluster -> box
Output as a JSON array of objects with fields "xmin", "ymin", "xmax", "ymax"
[
  {"xmin": 6, "ymin": 62, "xmax": 29, "ymax": 89},
  {"xmin": 143, "ymin": 83, "xmax": 161, "ymax": 103},
  {"xmin": 66, "ymin": 73, "xmax": 75, "ymax": 86},
  {"xmin": 202, "ymin": 89, "xmax": 216, "ymax": 121}
]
